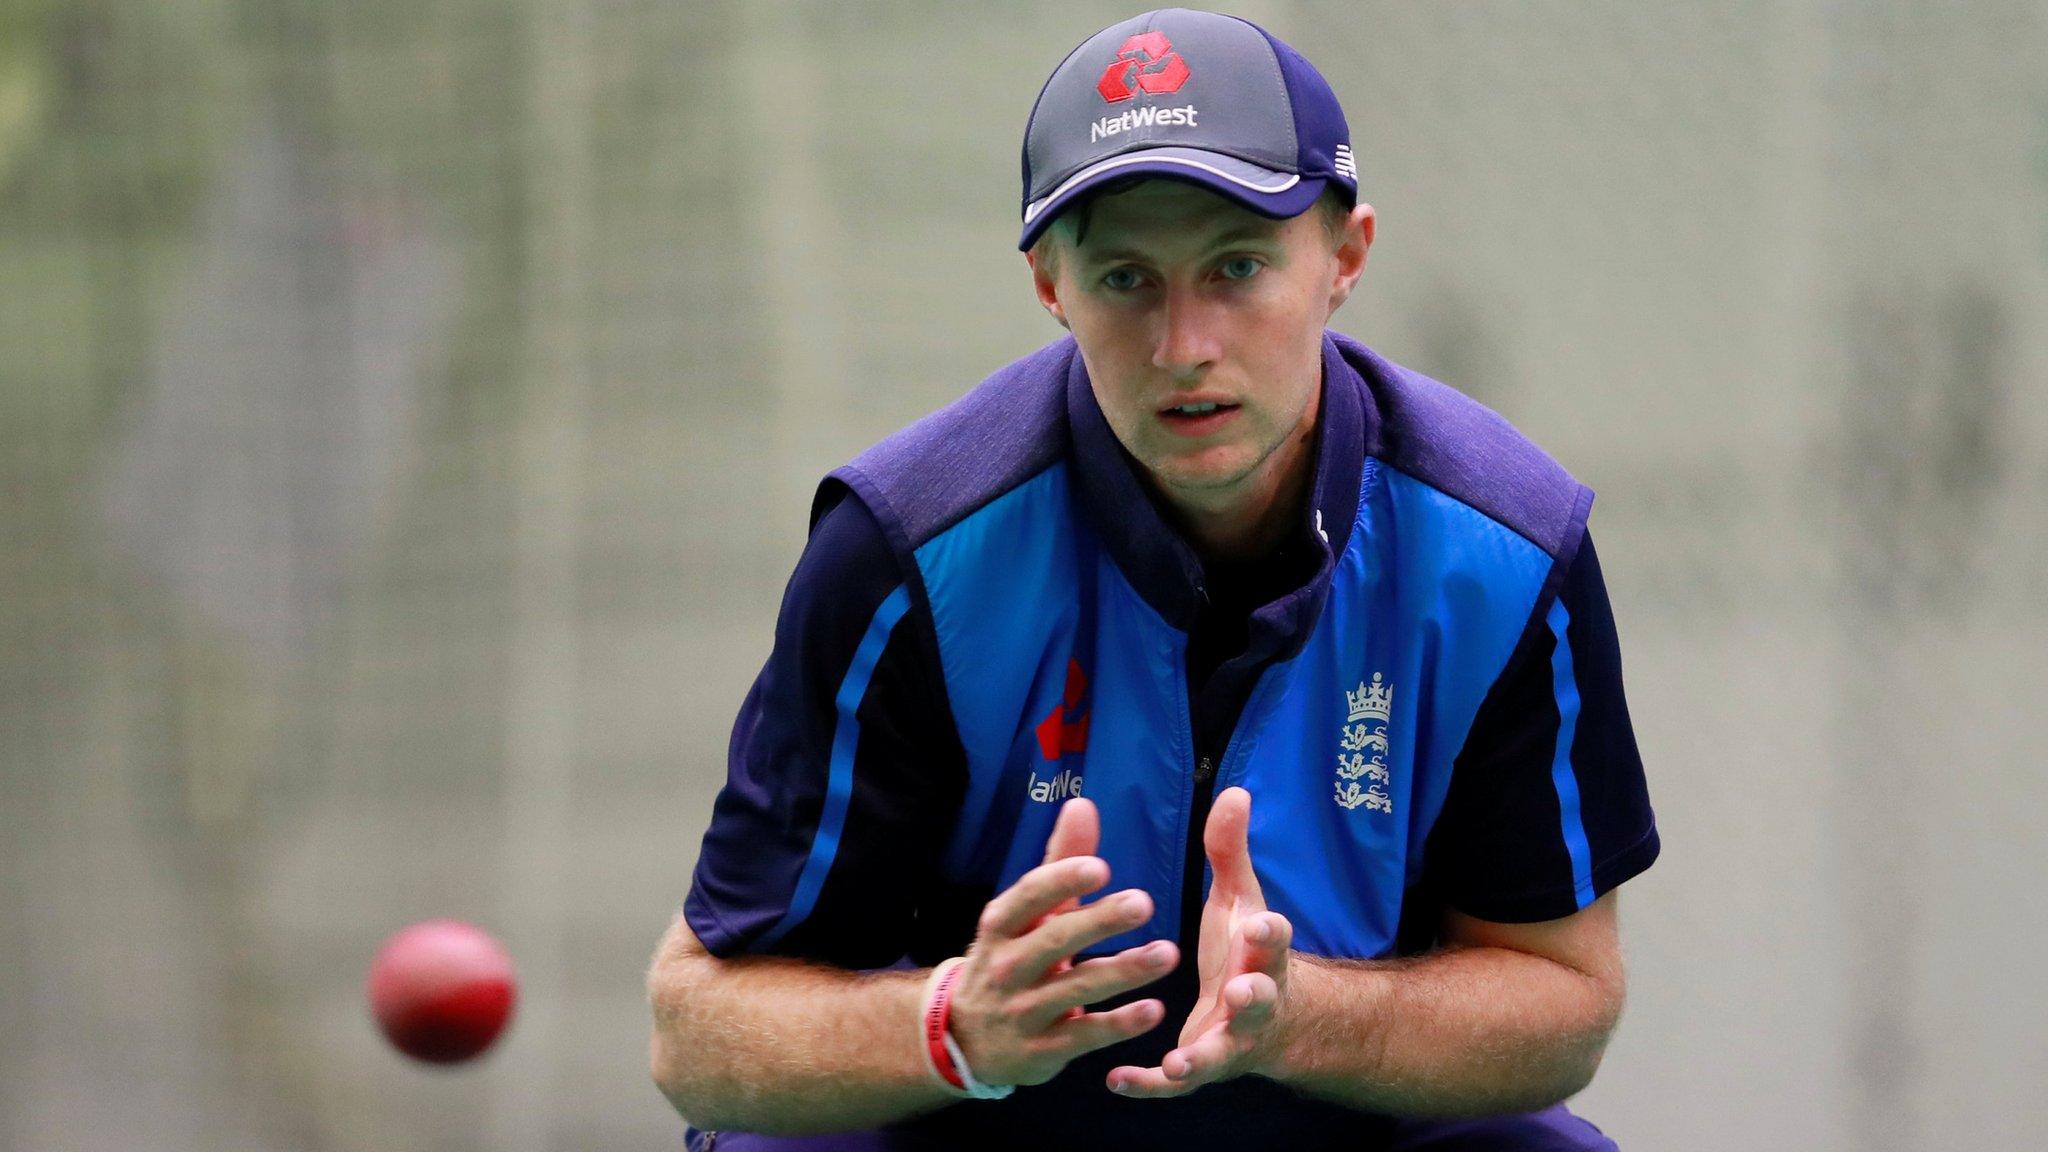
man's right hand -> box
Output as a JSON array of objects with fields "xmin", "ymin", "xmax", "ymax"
[{"xmin": 942, "ymin": 797, "xmax": 1180, "ymax": 1088}]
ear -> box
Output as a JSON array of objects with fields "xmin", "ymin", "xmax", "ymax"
[
  {"xmin": 1025, "ymin": 249, "xmax": 1070, "ymax": 329},
  {"xmin": 1325, "ymin": 202, "xmax": 1375, "ymax": 317}
]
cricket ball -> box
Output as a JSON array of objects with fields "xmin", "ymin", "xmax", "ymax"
[{"xmin": 367, "ymin": 920, "xmax": 517, "ymax": 1064}]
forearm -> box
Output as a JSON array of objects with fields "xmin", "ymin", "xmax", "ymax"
[
  {"xmin": 1269, "ymin": 944, "xmax": 1622, "ymax": 1117},
  {"xmin": 646, "ymin": 916, "xmax": 954, "ymax": 1135}
]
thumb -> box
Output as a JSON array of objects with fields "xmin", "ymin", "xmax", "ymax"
[{"xmin": 1203, "ymin": 787, "xmax": 1262, "ymax": 900}]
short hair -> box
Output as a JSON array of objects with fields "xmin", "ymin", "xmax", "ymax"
[{"xmin": 1030, "ymin": 181, "xmax": 1354, "ymax": 279}]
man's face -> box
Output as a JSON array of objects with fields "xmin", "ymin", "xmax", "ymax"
[{"xmin": 1029, "ymin": 181, "xmax": 1372, "ymax": 511}]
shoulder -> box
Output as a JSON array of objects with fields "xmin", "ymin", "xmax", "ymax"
[
  {"xmin": 816, "ymin": 336, "xmax": 1078, "ymax": 554},
  {"xmin": 770, "ymin": 493, "xmax": 917, "ymax": 676},
  {"xmin": 1332, "ymin": 331, "xmax": 1591, "ymax": 564}
]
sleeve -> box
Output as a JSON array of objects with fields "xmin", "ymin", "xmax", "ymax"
[
  {"xmin": 682, "ymin": 491, "xmax": 968, "ymax": 968},
  {"xmin": 1422, "ymin": 530, "xmax": 1660, "ymax": 924}
]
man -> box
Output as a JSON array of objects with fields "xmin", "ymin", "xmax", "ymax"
[{"xmin": 649, "ymin": 9, "xmax": 1657, "ymax": 1150}]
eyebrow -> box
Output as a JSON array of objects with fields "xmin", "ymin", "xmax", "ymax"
[{"xmin": 1079, "ymin": 223, "xmax": 1286, "ymax": 266}]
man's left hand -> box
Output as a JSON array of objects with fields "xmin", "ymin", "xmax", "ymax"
[{"xmin": 1107, "ymin": 786, "xmax": 1293, "ymax": 1097}]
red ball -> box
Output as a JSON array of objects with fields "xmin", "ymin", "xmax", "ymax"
[{"xmin": 367, "ymin": 920, "xmax": 517, "ymax": 1064}]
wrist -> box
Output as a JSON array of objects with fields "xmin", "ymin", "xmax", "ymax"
[
  {"xmin": 1255, "ymin": 951, "xmax": 1311, "ymax": 1081},
  {"xmin": 1260, "ymin": 954, "xmax": 1391, "ymax": 1086},
  {"xmin": 918, "ymin": 958, "xmax": 1013, "ymax": 1101}
]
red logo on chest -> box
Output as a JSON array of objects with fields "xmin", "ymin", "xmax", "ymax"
[{"xmin": 1035, "ymin": 659, "xmax": 1091, "ymax": 760}]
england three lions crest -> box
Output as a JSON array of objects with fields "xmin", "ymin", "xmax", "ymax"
[{"xmin": 1336, "ymin": 673, "xmax": 1394, "ymax": 814}]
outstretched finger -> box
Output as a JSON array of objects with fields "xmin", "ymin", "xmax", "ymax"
[
  {"xmin": 1116, "ymin": 972, "xmax": 1281, "ymax": 1096},
  {"xmin": 1163, "ymin": 1021, "xmax": 1239, "ymax": 1085},
  {"xmin": 1239, "ymin": 911, "xmax": 1293, "ymax": 978},
  {"xmin": 1106, "ymin": 1062, "xmax": 1190, "ymax": 1099},
  {"xmin": 1041, "ymin": 797, "xmax": 1100, "ymax": 867},
  {"xmin": 1016, "ymin": 937, "xmax": 1177, "ymax": 1027},
  {"xmin": 1027, "ymin": 802, "xmax": 1105, "ymax": 941},
  {"xmin": 1005, "ymin": 887, "xmax": 1156, "ymax": 989},
  {"xmin": 1045, "ymin": 997, "xmax": 1168, "ymax": 1059},
  {"xmin": 977, "ymin": 856, "xmax": 1110, "ymax": 943},
  {"xmin": 1220, "ymin": 971, "xmax": 1280, "ymax": 1037},
  {"xmin": 1033, "ymin": 798, "xmax": 1102, "ymax": 1009}
]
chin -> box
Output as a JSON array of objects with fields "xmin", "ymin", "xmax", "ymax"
[{"xmin": 1148, "ymin": 448, "xmax": 1259, "ymax": 493}]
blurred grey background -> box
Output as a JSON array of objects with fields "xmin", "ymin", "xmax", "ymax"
[{"xmin": 1, "ymin": 1, "xmax": 2043, "ymax": 1149}]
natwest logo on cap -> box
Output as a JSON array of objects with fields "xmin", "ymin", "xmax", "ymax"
[{"xmin": 1095, "ymin": 32, "xmax": 1190, "ymax": 103}]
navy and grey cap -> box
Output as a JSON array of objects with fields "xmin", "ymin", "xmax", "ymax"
[{"xmin": 1018, "ymin": 8, "xmax": 1358, "ymax": 251}]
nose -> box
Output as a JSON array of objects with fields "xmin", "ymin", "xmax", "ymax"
[{"xmin": 1151, "ymin": 284, "xmax": 1221, "ymax": 380}]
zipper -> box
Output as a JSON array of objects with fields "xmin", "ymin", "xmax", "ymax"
[
  {"xmin": 1179, "ymin": 580, "xmax": 1219, "ymax": 951},
  {"xmin": 1179, "ymin": 754, "xmax": 1219, "ymax": 951}
]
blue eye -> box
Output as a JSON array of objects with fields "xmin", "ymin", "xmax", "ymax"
[
  {"xmin": 1221, "ymin": 256, "xmax": 1262, "ymax": 280},
  {"xmin": 1102, "ymin": 268, "xmax": 1142, "ymax": 291}
]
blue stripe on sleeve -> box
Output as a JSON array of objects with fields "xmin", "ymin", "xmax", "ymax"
[
  {"xmin": 757, "ymin": 583, "xmax": 913, "ymax": 948},
  {"xmin": 1546, "ymin": 598, "xmax": 1597, "ymax": 910}
]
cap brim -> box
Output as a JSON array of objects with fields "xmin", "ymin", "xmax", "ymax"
[{"xmin": 1018, "ymin": 147, "xmax": 1327, "ymax": 251}]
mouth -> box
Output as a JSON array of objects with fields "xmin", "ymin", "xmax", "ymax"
[{"xmin": 1156, "ymin": 399, "xmax": 1242, "ymax": 437}]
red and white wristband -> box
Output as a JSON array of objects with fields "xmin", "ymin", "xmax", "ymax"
[{"xmin": 919, "ymin": 957, "xmax": 1014, "ymax": 1100}]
